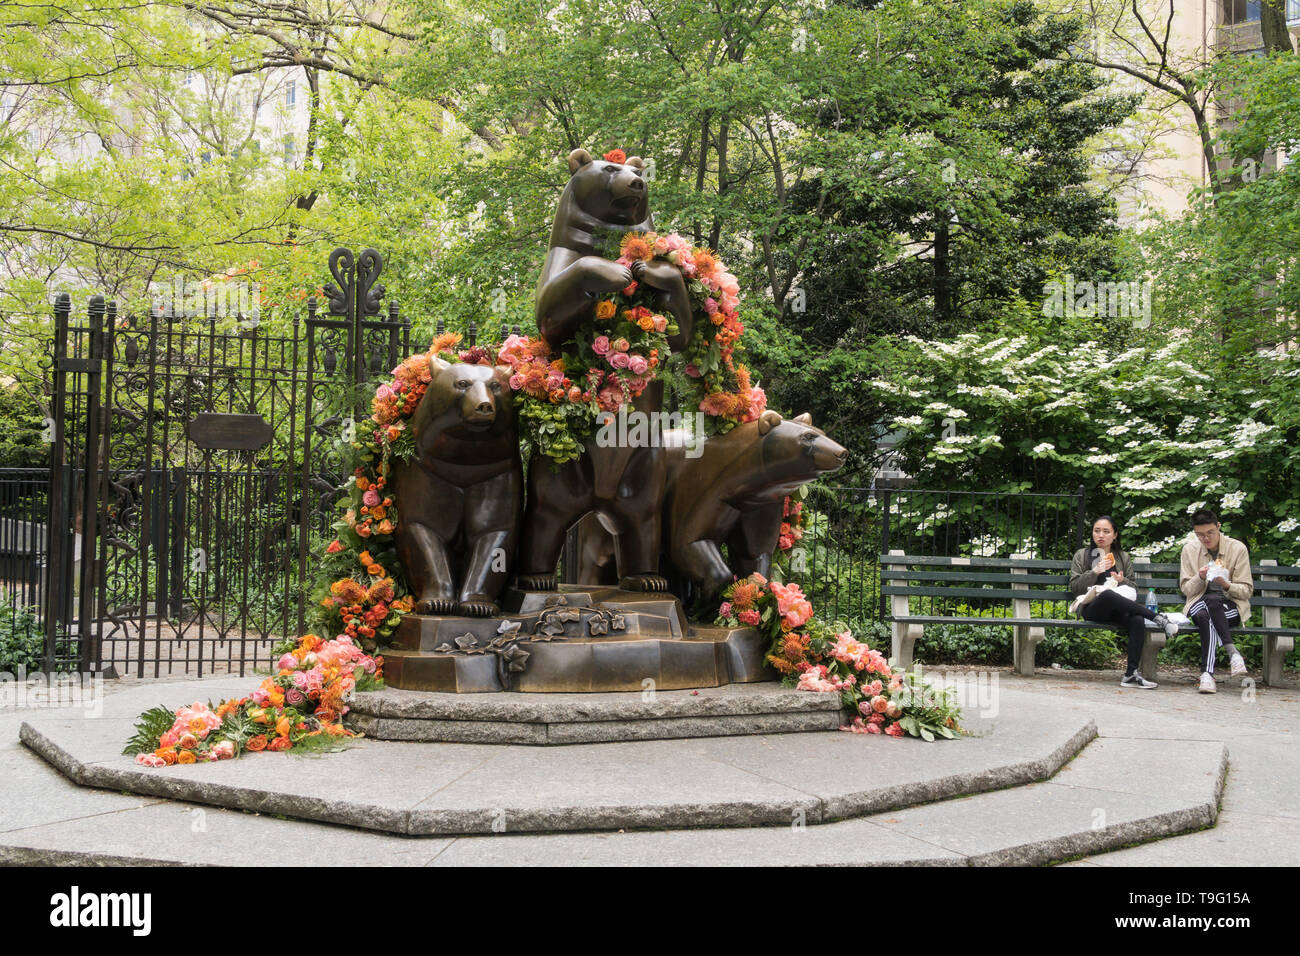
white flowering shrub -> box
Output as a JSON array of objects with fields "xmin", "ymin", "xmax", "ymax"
[{"xmin": 875, "ymin": 330, "xmax": 1300, "ymax": 562}]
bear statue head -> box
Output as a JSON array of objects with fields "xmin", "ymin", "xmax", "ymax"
[
  {"xmin": 755, "ymin": 411, "xmax": 848, "ymax": 495},
  {"xmin": 564, "ymin": 147, "xmax": 649, "ymax": 228},
  {"xmin": 417, "ymin": 357, "xmax": 516, "ymax": 443}
]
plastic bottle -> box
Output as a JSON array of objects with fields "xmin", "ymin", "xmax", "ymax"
[{"xmin": 1146, "ymin": 589, "xmax": 1159, "ymax": 615}]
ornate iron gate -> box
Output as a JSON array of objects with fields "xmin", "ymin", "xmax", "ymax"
[{"xmin": 46, "ymin": 248, "xmax": 408, "ymax": 677}]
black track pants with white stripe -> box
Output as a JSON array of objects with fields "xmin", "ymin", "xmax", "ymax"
[{"xmin": 1188, "ymin": 593, "xmax": 1241, "ymax": 675}]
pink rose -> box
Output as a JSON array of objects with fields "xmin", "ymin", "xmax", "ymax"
[
  {"xmin": 509, "ymin": 372, "xmax": 524, "ymax": 390},
  {"xmin": 627, "ymin": 354, "xmax": 648, "ymax": 375},
  {"xmin": 652, "ymin": 315, "xmax": 667, "ymax": 333},
  {"xmin": 718, "ymin": 602, "xmax": 732, "ymax": 617},
  {"xmin": 210, "ymin": 740, "xmax": 235, "ymax": 760},
  {"xmin": 613, "ymin": 338, "xmax": 630, "ymax": 353},
  {"xmin": 703, "ymin": 298, "xmax": 719, "ymax": 315},
  {"xmin": 867, "ymin": 680, "xmax": 883, "ymax": 696},
  {"xmin": 135, "ymin": 754, "xmax": 166, "ymax": 768},
  {"xmin": 609, "ymin": 351, "xmax": 631, "ymax": 369},
  {"xmin": 865, "ymin": 722, "xmax": 882, "ymax": 734},
  {"xmin": 871, "ymin": 695, "xmax": 890, "ymax": 713},
  {"xmin": 684, "ymin": 364, "xmax": 701, "ymax": 379},
  {"xmin": 277, "ymin": 653, "xmax": 297, "ymax": 672},
  {"xmin": 738, "ymin": 609, "xmax": 760, "ymax": 626},
  {"xmin": 375, "ymin": 384, "xmax": 394, "ymax": 402},
  {"xmin": 593, "ymin": 335, "xmax": 611, "ymax": 356},
  {"xmin": 885, "ymin": 721, "xmax": 905, "ymax": 738},
  {"xmin": 363, "ymin": 489, "xmax": 380, "ymax": 507}
]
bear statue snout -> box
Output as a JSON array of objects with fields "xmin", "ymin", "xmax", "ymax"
[
  {"xmin": 463, "ymin": 382, "xmax": 497, "ymax": 425},
  {"xmin": 813, "ymin": 436, "xmax": 849, "ymax": 471}
]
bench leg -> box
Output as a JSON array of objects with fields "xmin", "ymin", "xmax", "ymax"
[
  {"xmin": 1013, "ymin": 625, "xmax": 1042, "ymax": 677},
  {"xmin": 892, "ymin": 622, "xmax": 920, "ymax": 673},
  {"xmin": 1140, "ymin": 630, "xmax": 1166, "ymax": 684},
  {"xmin": 1263, "ymin": 635, "xmax": 1293, "ymax": 688}
]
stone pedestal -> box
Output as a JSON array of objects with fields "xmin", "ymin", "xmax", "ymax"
[{"xmin": 380, "ymin": 585, "xmax": 770, "ymax": 693}]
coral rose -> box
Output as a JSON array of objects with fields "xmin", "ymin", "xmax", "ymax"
[
  {"xmin": 268, "ymin": 737, "xmax": 293, "ymax": 752},
  {"xmin": 245, "ymin": 735, "xmax": 268, "ymax": 752}
]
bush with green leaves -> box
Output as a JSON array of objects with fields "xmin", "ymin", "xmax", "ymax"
[
  {"xmin": 873, "ymin": 324, "xmax": 1300, "ymax": 564},
  {"xmin": 0, "ymin": 598, "xmax": 44, "ymax": 672}
]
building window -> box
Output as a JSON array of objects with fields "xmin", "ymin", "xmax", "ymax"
[
  {"xmin": 286, "ymin": 81, "xmax": 295, "ymax": 107},
  {"xmin": 1223, "ymin": 0, "xmax": 1261, "ymax": 24},
  {"xmin": 1288, "ymin": 0, "xmax": 1300, "ymax": 22},
  {"xmin": 283, "ymin": 136, "xmax": 295, "ymax": 165}
]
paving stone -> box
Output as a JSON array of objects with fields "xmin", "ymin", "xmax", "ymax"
[{"xmin": 0, "ymin": 801, "xmax": 450, "ymax": 867}]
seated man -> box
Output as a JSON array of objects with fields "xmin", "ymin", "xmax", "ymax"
[{"xmin": 1180, "ymin": 508, "xmax": 1253, "ymax": 694}]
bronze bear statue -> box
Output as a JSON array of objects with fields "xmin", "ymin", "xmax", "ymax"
[
  {"xmin": 517, "ymin": 147, "xmax": 694, "ymax": 592},
  {"xmin": 575, "ymin": 412, "xmax": 848, "ymax": 602},
  {"xmin": 390, "ymin": 358, "xmax": 522, "ymax": 617}
]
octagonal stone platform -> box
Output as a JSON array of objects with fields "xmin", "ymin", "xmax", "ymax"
[{"xmin": 18, "ymin": 678, "xmax": 1119, "ymax": 838}]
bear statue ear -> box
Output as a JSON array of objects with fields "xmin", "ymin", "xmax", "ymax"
[
  {"xmin": 757, "ymin": 410, "xmax": 783, "ymax": 435},
  {"xmin": 793, "ymin": 412, "xmax": 812, "ymax": 425},
  {"xmin": 568, "ymin": 148, "xmax": 594, "ymax": 174},
  {"xmin": 625, "ymin": 156, "xmax": 645, "ymax": 171},
  {"xmin": 494, "ymin": 364, "xmax": 512, "ymax": 381},
  {"xmin": 429, "ymin": 353, "xmax": 451, "ymax": 373}
]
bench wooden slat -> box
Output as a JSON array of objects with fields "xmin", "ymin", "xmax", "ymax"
[
  {"xmin": 882, "ymin": 586, "xmax": 1074, "ymax": 601},
  {"xmin": 881, "ymin": 570, "xmax": 1068, "ymax": 584},
  {"xmin": 878, "ymin": 555, "xmax": 1071, "ymax": 569}
]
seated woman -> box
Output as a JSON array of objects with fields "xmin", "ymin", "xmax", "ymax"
[{"xmin": 1068, "ymin": 516, "xmax": 1179, "ymax": 689}]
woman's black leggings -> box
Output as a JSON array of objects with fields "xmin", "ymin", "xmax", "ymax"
[{"xmin": 1080, "ymin": 589, "xmax": 1158, "ymax": 674}]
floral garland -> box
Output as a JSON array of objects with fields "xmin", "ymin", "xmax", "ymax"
[
  {"xmin": 124, "ymin": 632, "xmax": 383, "ymax": 766},
  {"xmin": 503, "ymin": 151, "xmax": 766, "ymax": 465},
  {"xmin": 714, "ymin": 574, "xmax": 964, "ymax": 740},
  {"xmin": 308, "ymin": 331, "xmax": 493, "ymax": 650}
]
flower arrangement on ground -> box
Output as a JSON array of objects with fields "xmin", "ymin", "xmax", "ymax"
[
  {"xmin": 124, "ymin": 632, "xmax": 383, "ymax": 766},
  {"xmin": 714, "ymin": 573, "xmax": 964, "ymax": 740}
]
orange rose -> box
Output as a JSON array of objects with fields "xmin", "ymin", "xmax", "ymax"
[
  {"xmin": 595, "ymin": 300, "xmax": 616, "ymax": 321},
  {"xmin": 366, "ymin": 563, "xmax": 384, "ymax": 576},
  {"xmin": 358, "ymin": 551, "xmax": 373, "ymax": 566},
  {"xmin": 370, "ymin": 506, "xmax": 386, "ymax": 520},
  {"xmin": 245, "ymin": 735, "xmax": 268, "ymax": 752},
  {"xmin": 638, "ymin": 315, "xmax": 654, "ymax": 332},
  {"xmin": 268, "ymin": 736, "xmax": 292, "ymax": 752},
  {"xmin": 356, "ymin": 476, "xmax": 370, "ymax": 491},
  {"xmin": 154, "ymin": 748, "xmax": 178, "ymax": 766},
  {"xmin": 176, "ymin": 750, "xmax": 197, "ymax": 764},
  {"xmin": 357, "ymin": 523, "xmax": 372, "ymax": 537},
  {"xmin": 377, "ymin": 519, "xmax": 394, "ymax": 535}
]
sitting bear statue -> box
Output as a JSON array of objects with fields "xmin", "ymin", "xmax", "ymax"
[{"xmin": 390, "ymin": 358, "xmax": 522, "ymax": 617}]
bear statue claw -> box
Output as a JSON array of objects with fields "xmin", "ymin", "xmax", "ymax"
[
  {"xmin": 417, "ymin": 597, "xmax": 460, "ymax": 616},
  {"xmin": 457, "ymin": 600, "xmax": 500, "ymax": 618},
  {"xmin": 619, "ymin": 574, "xmax": 668, "ymax": 592},
  {"xmin": 516, "ymin": 573, "xmax": 557, "ymax": 591}
]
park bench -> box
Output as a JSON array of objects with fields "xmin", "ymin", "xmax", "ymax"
[{"xmin": 881, "ymin": 550, "xmax": 1300, "ymax": 685}]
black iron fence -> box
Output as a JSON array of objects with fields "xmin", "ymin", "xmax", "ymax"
[{"xmin": 791, "ymin": 484, "xmax": 1089, "ymax": 628}]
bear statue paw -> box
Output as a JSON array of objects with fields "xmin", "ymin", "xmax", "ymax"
[
  {"xmin": 416, "ymin": 597, "xmax": 460, "ymax": 616},
  {"xmin": 619, "ymin": 574, "xmax": 669, "ymax": 592},
  {"xmin": 515, "ymin": 573, "xmax": 557, "ymax": 591},
  {"xmin": 457, "ymin": 600, "xmax": 500, "ymax": 618}
]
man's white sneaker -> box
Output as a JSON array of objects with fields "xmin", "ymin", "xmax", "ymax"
[
  {"xmin": 1198, "ymin": 672, "xmax": 1217, "ymax": 694},
  {"xmin": 1229, "ymin": 652, "xmax": 1247, "ymax": 678}
]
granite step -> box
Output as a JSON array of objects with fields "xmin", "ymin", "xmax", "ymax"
[
  {"xmin": 346, "ymin": 682, "xmax": 845, "ymax": 744},
  {"xmin": 0, "ymin": 733, "xmax": 1226, "ymax": 866}
]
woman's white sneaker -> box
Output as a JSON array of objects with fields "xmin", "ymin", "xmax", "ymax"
[
  {"xmin": 1198, "ymin": 672, "xmax": 1217, "ymax": 694},
  {"xmin": 1120, "ymin": 672, "xmax": 1157, "ymax": 689}
]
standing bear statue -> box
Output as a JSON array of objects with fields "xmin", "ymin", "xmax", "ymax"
[{"xmin": 516, "ymin": 147, "xmax": 694, "ymax": 592}]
